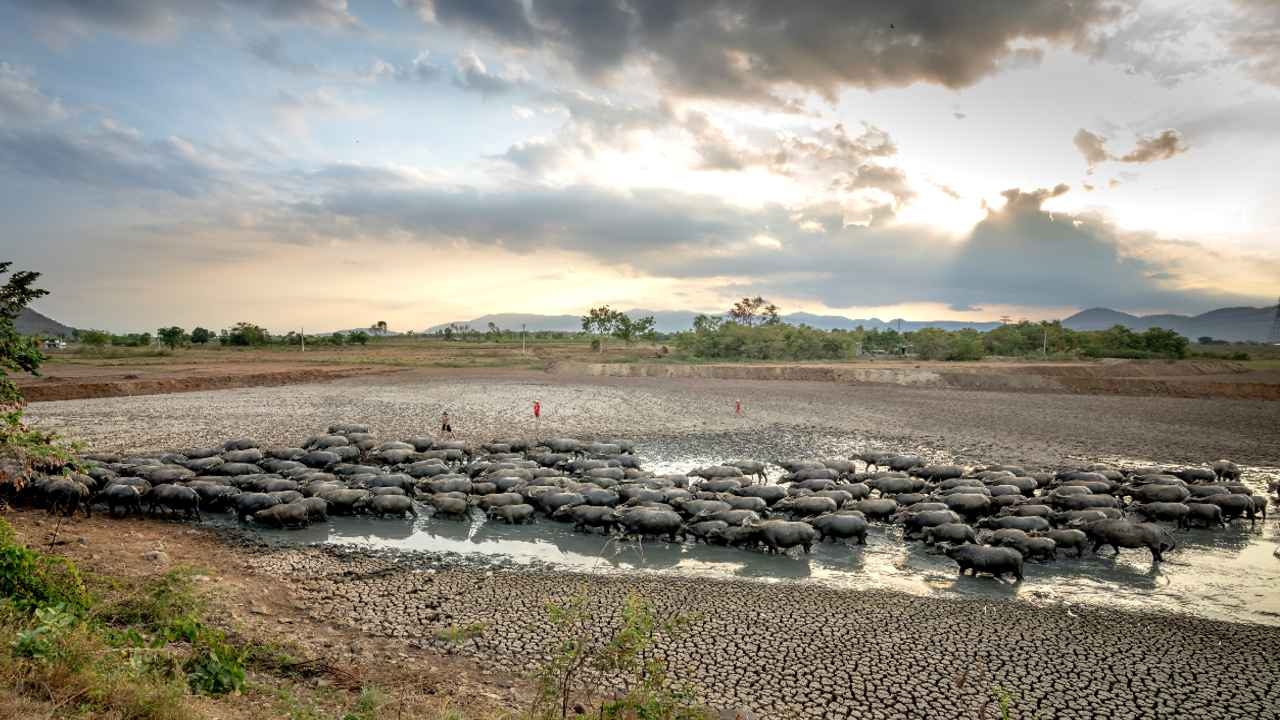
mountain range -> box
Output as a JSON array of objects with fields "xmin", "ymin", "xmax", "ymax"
[
  {"xmin": 14, "ymin": 304, "xmax": 1278, "ymax": 343},
  {"xmin": 425, "ymin": 305, "xmax": 1279, "ymax": 342}
]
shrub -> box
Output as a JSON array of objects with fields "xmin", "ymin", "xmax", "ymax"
[{"xmin": 0, "ymin": 519, "xmax": 90, "ymax": 612}]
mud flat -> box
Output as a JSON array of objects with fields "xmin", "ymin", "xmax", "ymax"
[
  {"xmin": 563, "ymin": 359, "xmax": 1280, "ymax": 400},
  {"xmin": 27, "ymin": 369, "xmax": 1280, "ymax": 466},
  {"xmin": 251, "ymin": 545, "xmax": 1280, "ymax": 720}
]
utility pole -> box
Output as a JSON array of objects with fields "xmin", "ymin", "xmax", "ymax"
[
  {"xmin": 300, "ymin": 327, "xmax": 305, "ymax": 352},
  {"xmin": 521, "ymin": 323, "xmax": 526, "ymax": 354},
  {"xmin": 1043, "ymin": 326, "xmax": 1048, "ymax": 355}
]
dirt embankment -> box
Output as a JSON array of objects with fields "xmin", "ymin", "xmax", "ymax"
[
  {"xmin": 4, "ymin": 511, "xmax": 526, "ymax": 717},
  {"xmin": 559, "ymin": 359, "xmax": 1280, "ymax": 400},
  {"xmin": 16, "ymin": 363, "xmax": 402, "ymax": 402}
]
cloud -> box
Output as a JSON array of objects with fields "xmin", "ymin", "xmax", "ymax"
[
  {"xmin": 1072, "ymin": 127, "xmax": 1188, "ymax": 169},
  {"xmin": 364, "ymin": 51, "xmax": 443, "ymax": 83},
  {"xmin": 1073, "ymin": 128, "xmax": 1111, "ymax": 170},
  {"xmin": 1117, "ymin": 129, "xmax": 1188, "ymax": 163},
  {"xmin": 0, "ymin": 62, "xmax": 68, "ymax": 125},
  {"xmin": 834, "ymin": 164, "xmax": 914, "ymax": 207},
  {"xmin": 271, "ymin": 88, "xmax": 369, "ymax": 136},
  {"xmin": 284, "ymin": 173, "xmax": 1266, "ymax": 313},
  {"xmin": 12, "ymin": 0, "xmax": 359, "ymax": 39},
  {"xmin": 452, "ymin": 51, "xmax": 526, "ymax": 96},
  {"xmin": 402, "ymin": 0, "xmax": 1127, "ymax": 103},
  {"xmin": 0, "ymin": 119, "xmax": 222, "ymax": 195},
  {"xmin": 1227, "ymin": 0, "xmax": 1280, "ymax": 86},
  {"xmin": 246, "ymin": 34, "xmax": 321, "ymax": 75}
]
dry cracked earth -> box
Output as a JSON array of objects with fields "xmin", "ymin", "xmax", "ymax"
[{"xmin": 251, "ymin": 546, "xmax": 1280, "ymax": 720}]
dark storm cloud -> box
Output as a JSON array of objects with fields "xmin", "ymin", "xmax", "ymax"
[
  {"xmin": 292, "ymin": 176, "xmax": 1261, "ymax": 312},
  {"xmin": 404, "ymin": 0, "xmax": 1127, "ymax": 103},
  {"xmin": 13, "ymin": 0, "xmax": 358, "ymax": 35}
]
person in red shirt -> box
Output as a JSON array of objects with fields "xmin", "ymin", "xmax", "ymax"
[{"xmin": 533, "ymin": 400, "xmax": 541, "ymax": 419}]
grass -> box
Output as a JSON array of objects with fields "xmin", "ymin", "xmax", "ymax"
[{"xmin": 0, "ymin": 516, "xmax": 719, "ymax": 720}]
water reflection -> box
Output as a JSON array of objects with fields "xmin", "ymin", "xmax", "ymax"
[{"xmin": 212, "ymin": 461, "xmax": 1280, "ymax": 626}]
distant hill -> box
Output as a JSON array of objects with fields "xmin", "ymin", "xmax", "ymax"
[
  {"xmin": 1063, "ymin": 306, "xmax": 1278, "ymax": 342},
  {"xmin": 426, "ymin": 310, "xmax": 1005, "ymax": 335},
  {"xmin": 15, "ymin": 307, "xmax": 74, "ymax": 338}
]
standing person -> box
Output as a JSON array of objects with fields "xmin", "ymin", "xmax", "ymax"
[
  {"xmin": 440, "ymin": 410, "xmax": 452, "ymax": 437},
  {"xmin": 533, "ymin": 400, "xmax": 541, "ymax": 419}
]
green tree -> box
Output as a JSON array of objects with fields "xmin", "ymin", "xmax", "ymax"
[
  {"xmin": 728, "ymin": 296, "xmax": 773, "ymax": 327},
  {"xmin": 157, "ymin": 326, "xmax": 187, "ymax": 349},
  {"xmin": 348, "ymin": 330, "xmax": 370, "ymax": 345},
  {"xmin": 0, "ymin": 264, "xmax": 48, "ymax": 407},
  {"xmin": 190, "ymin": 327, "xmax": 212, "ymax": 344},
  {"xmin": 1140, "ymin": 327, "xmax": 1189, "ymax": 358},
  {"xmin": 78, "ymin": 329, "xmax": 110, "ymax": 348},
  {"xmin": 909, "ymin": 328, "xmax": 951, "ymax": 360},
  {"xmin": 691, "ymin": 314, "xmax": 722, "ymax": 333},
  {"xmin": 223, "ymin": 322, "xmax": 269, "ymax": 346},
  {"xmin": 582, "ymin": 306, "xmax": 623, "ymax": 351},
  {"xmin": 330, "ymin": 332, "xmax": 346, "ymax": 346}
]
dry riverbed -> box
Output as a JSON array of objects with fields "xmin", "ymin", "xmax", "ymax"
[{"xmin": 22, "ymin": 369, "xmax": 1280, "ymax": 718}]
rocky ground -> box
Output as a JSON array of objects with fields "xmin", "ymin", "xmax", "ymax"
[{"xmin": 252, "ymin": 544, "xmax": 1280, "ymax": 720}]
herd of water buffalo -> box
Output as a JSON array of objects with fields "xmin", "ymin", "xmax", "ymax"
[{"xmin": 18, "ymin": 423, "xmax": 1273, "ymax": 582}]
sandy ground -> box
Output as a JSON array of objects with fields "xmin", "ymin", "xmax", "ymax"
[{"xmin": 27, "ymin": 368, "xmax": 1280, "ymax": 466}]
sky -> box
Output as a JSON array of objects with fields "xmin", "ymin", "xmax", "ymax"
[{"xmin": 0, "ymin": 0, "xmax": 1278, "ymax": 334}]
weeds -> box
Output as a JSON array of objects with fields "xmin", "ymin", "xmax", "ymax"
[
  {"xmin": 436, "ymin": 622, "xmax": 487, "ymax": 646},
  {"xmin": 531, "ymin": 589, "xmax": 709, "ymax": 720}
]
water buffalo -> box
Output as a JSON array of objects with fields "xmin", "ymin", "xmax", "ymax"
[
  {"xmin": 1211, "ymin": 459, "xmax": 1241, "ymax": 482},
  {"xmin": 809, "ymin": 512, "xmax": 868, "ymax": 544},
  {"xmin": 1037, "ymin": 528, "xmax": 1088, "ymax": 558},
  {"xmin": 488, "ymin": 504, "xmax": 535, "ymax": 524},
  {"xmin": 749, "ymin": 520, "xmax": 819, "ymax": 555},
  {"xmin": 1128, "ymin": 502, "xmax": 1191, "ymax": 528},
  {"xmin": 145, "ymin": 484, "xmax": 200, "ymax": 520},
  {"xmin": 101, "ymin": 483, "xmax": 142, "ymax": 517},
  {"xmin": 902, "ymin": 510, "xmax": 962, "ymax": 538},
  {"xmin": 1085, "ymin": 519, "xmax": 1176, "ymax": 562},
  {"xmin": 45, "ymin": 477, "xmax": 92, "ymax": 517},
  {"xmin": 614, "ymin": 508, "xmax": 682, "ymax": 542},
  {"xmin": 922, "ymin": 522, "xmax": 978, "ymax": 546},
  {"xmin": 945, "ymin": 545, "xmax": 1023, "ymax": 581},
  {"xmin": 254, "ymin": 502, "xmax": 310, "ymax": 528},
  {"xmin": 978, "ymin": 515, "xmax": 1050, "ymax": 533},
  {"xmin": 683, "ymin": 520, "xmax": 730, "ymax": 543}
]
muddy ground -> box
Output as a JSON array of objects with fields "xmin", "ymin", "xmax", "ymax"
[
  {"xmin": 20, "ymin": 369, "xmax": 1280, "ymax": 719},
  {"xmin": 27, "ymin": 368, "xmax": 1280, "ymax": 466}
]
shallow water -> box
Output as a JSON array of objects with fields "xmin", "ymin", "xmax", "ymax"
[{"xmin": 222, "ymin": 440, "xmax": 1280, "ymax": 627}]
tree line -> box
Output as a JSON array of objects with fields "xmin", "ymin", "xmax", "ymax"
[{"xmin": 671, "ymin": 298, "xmax": 1192, "ymax": 361}]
